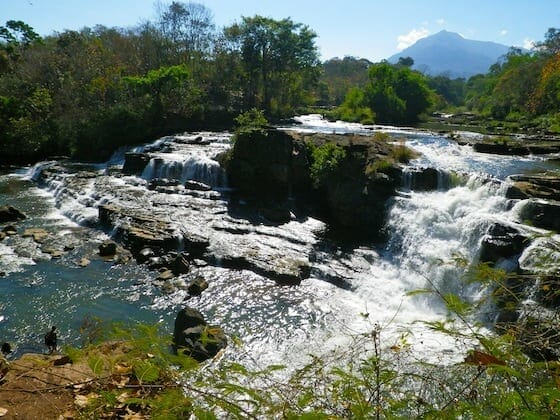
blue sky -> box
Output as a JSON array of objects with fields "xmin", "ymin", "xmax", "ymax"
[{"xmin": 1, "ymin": 0, "xmax": 559, "ymax": 61}]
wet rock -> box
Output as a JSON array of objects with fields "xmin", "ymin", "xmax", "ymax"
[
  {"xmin": 147, "ymin": 178, "xmax": 181, "ymax": 190},
  {"xmin": 479, "ymin": 223, "xmax": 529, "ymax": 264},
  {"xmin": 0, "ymin": 205, "xmax": 26, "ymax": 223},
  {"xmin": 22, "ymin": 228, "xmax": 49, "ymax": 243},
  {"xmin": 42, "ymin": 247, "xmax": 63, "ymax": 259},
  {"xmin": 99, "ymin": 204, "xmax": 193, "ymax": 257},
  {"xmin": 170, "ymin": 253, "xmax": 190, "ymax": 275},
  {"xmin": 122, "ymin": 152, "xmax": 151, "ymax": 175},
  {"xmin": 184, "ymin": 180, "xmax": 212, "ymax": 191},
  {"xmin": 157, "ymin": 269, "xmax": 175, "ymax": 281},
  {"xmin": 259, "ymin": 204, "xmax": 292, "ymax": 224},
  {"xmin": 0, "ymin": 231, "xmax": 5, "ymax": 241},
  {"xmin": 98, "ymin": 240, "xmax": 118, "ymax": 257},
  {"xmin": 187, "ymin": 276, "xmax": 209, "ymax": 296},
  {"xmin": 473, "ymin": 142, "xmax": 530, "ymax": 155},
  {"xmin": 136, "ymin": 247, "xmax": 155, "ymax": 264},
  {"xmin": 519, "ymin": 199, "xmax": 560, "ymax": 232},
  {"xmin": 77, "ymin": 257, "xmax": 90, "ymax": 267},
  {"xmin": 402, "ymin": 167, "xmax": 442, "ymax": 191},
  {"xmin": 2, "ymin": 225, "xmax": 17, "ymax": 236},
  {"xmin": 506, "ymin": 174, "xmax": 560, "ymax": 201},
  {"xmin": 173, "ymin": 307, "xmax": 227, "ymax": 362},
  {"xmin": 228, "ymin": 130, "xmax": 296, "ymax": 201}
]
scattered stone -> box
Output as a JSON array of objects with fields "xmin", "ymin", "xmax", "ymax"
[
  {"xmin": 170, "ymin": 254, "xmax": 190, "ymax": 275},
  {"xmin": 98, "ymin": 240, "xmax": 118, "ymax": 257},
  {"xmin": 184, "ymin": 180, "xmax": 212, "ymax": 191},
  {"xmin": 187, "ymin": 276, "xmax": 209, "ymax": 296},
  {"xmin": 0, "ymin": 232, "xmax": 5, "ymax": 241},
  {"xmin": 22, "ymin": 228, "xmax": 49, "ymax": 243},
  {"xmin": 2, "ymin": 225, "xmax": 17, "ymax": 236},
  {"xmin": 42, "ymin": 247, "xmax": 64, "ymax": 259},
  {"xmin": 147, "ymin": 178, "xmax": 181, "ymax": 190},
  {"xmin": 136, "ymin": 247, "xmax": 155, "ymax": 264},
  {"xmin": 52, "ymin": 355, "xmax": 72, "ymax": 366},
  {"xmin": 156, "ymin": 270, "xmax": 175, "ymax": 281},
  {"xmin": 77, "ymin": 257, "xmax": 91, "ymax": 267}
]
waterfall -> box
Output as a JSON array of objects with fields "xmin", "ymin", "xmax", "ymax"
[{"xmin": 141, "ymin": 154, "xmax": 227, "ymax": 188}]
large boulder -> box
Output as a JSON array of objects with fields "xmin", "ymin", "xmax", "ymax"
[
  {"xmin": 479, "ymin": 223, "xmax": 529, "ymax": 264},
  {"xmin": 402, "ymin": 167, "xmax": 452, "ymax": 191},
  {"xmin": 0, "ymin": 206, "xmax": 26, "ymax": 223},
  {"xmin": 122, "ymin": 152, "xmax": 151, "ymax": 175},
  {"xmin": 173, "ymin": 307, "xmax": 227, "ymax": 362}
]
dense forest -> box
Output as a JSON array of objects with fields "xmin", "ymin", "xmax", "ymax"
[{"xmin": 2, "ymin": 1, "xmax": 560, "ymax": 164}]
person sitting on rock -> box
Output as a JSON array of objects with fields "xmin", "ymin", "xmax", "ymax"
[{"xmin": 44, "ymin": 326, "xmax": 57, "ymax": 354}]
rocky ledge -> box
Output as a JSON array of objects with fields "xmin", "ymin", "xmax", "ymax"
[{"xmin": 452, "ymin": 133, "xmax": 560, "ymax": 156}]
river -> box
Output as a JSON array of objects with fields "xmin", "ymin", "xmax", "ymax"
[{"xmin": 1, "ymin": 115, "xmax": 558, "ymax": 369}]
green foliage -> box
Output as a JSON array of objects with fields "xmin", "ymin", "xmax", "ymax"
[
  {"xmin": 224, "ymin": 15, "xmax": 321, "ymax": 117},
  {"xmin": 234, "ymin": 108, "xmax": 268, "ymax": 134},
  {"xmin": 338, "ymin": 86, "xmax": 375, "ymax": 124},
  {"xmin": 362, "ymin": 61, "xmax": 434, "ymax": 123},
  {"xmin": 307, "ymin": 141, "xmax": 347, "ymax": 188},
  {"xmin": 390, "ymin": 139, "xmax": 419, "ymax": 163},
  {"xmin": 321, "ymin": 56, "xmax": 372, "ymax": 105}
]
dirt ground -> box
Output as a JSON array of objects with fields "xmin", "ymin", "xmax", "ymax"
[{"xmin": 0, "ymin": 353, "xmax": 92, "ymax": 419}]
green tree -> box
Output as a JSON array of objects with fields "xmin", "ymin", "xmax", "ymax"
[
  {"xmin": 156, "ymin": 1, "xmax": 215, "ymax": 63},
  {"xmin": 321, "ymin": 56, "xmax": 371, "ymax": 105},
  {"xmin": 224, "ymin": 15, "xmax": 320, "ymax": 116}
]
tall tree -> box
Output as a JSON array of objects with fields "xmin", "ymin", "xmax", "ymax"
[
  {"xmin": 156, "ymin": 1, "xmax": 215, "ymax": 63},
  {"xmin": 224, "ymin": 16, "xmax": 320, "ymax": 116}
]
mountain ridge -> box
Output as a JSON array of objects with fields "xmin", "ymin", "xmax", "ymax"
[{"xmin": 388, "ymin": 30, "xmax": 512, "ymax": 78}]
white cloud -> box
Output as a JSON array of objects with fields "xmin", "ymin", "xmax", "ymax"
[
  {"xmin": 436, "ymin": 19, "xmax": 445, "ymax": 25},
  {"xmin": 397, "ymin": 28, "xmax": 430, "ymax": 51},
  {"xmin": 523, "ymin": 38, "xmax": 536, "ymax": 49},
  {"xmin": 500, "ymin": 29, "xmax": 508, "ymax": 36}
]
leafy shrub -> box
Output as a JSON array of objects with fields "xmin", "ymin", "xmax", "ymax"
[
  {"xmin": 234, "ymin": 108, "xmax": 268, "ymax": 135},
  {"xmin": 307, "ymin": 142, "xmax": 346, "ymax": 188}
]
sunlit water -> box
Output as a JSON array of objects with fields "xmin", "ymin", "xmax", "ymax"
[{"xmin": 1, "ymin": 115, "xmax": 559, "ymax": 371}]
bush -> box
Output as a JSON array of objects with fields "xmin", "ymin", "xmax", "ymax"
[
  {"xmin": 234, "ymin": 108, "xmax": 268, "ymax": 135},
  {"xmin": 307, "ymin": 142, "xmax": 346, "ymax": 188}
]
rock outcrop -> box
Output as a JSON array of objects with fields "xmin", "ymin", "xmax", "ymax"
[
  {"xmin": 227, "ymin": 130, "xmax": 402, "ymax": 238},
  {"xmin": 506, "ymin": 174, "xmax": 560, "ymax": 201},
  {"xmin": 98, "ymin": 204, "xmax": 209, "ymax": 258}
]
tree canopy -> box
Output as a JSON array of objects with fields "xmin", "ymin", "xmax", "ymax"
[{"xmin": 0, "ymin": 3, "xmax": 321, "ymax": 163}]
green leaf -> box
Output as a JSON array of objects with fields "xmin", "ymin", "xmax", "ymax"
[
  {"xmin": 133, "ymin": 360, "xmax": 160, "ymax": 383},
  {"xmin": 87, "ymin": 356, "xmax": 104, "ymax": 375}
]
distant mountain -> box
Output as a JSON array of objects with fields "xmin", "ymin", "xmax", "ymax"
[{"xmin": 387, "ymin": 30, "xmax": 512, "ymax": 79}]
